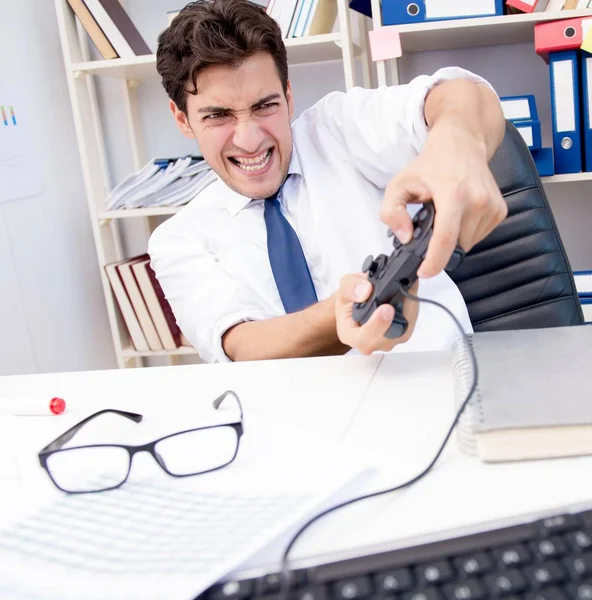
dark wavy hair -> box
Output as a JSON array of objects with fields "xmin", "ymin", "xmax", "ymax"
[{"xmin": 156, "ymin": 0, "xmax": 289, "ymax": 114}]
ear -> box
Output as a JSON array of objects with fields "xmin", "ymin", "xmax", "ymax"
[
  {"xmin": 286, "ymin": 81, "xmax": 294, "ymax": 120},
  {"xmin": 169, "ymin": 99, "xmax": 195, "ymax": 140}
]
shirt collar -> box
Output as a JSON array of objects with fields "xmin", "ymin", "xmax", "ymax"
[{"xmin": 226, "ymin": 145, "xmax": 303, "ymax": 218}]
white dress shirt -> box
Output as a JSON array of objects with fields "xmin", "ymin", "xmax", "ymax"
[{"xmin": 148, "ymin": 67, "xmax": 496, "ymax": 363}]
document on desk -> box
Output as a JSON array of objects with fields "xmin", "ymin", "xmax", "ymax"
[{"xmin": 0, "ymin": 414, "xmax": 375, "ymax": 600}]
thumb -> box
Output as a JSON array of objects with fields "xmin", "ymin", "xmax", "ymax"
[{"xmin": 381, "ymin": 178, "xmax": 431, "ymax": 244}]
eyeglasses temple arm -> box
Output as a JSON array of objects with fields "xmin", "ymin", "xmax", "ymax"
[
  {"xmin": 40, "ymin": 409, "xmax": 143, "ymax": 453},
  {"xmin": 212, "ymin": 390, "xmax": 243, "ymax": 421}
]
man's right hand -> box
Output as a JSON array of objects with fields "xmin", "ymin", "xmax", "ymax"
[{"xmin": 335, "ymin": 273, "xmax": 419, "ymax": 356}]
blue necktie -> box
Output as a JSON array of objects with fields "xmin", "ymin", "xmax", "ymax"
[{"xmin": 264, "ymin": 189, "xmax": 318, "ymax": 314}]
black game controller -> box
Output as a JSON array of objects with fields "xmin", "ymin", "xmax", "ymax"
[{"xmin": 352, "ymin": 202, "xmax": 465, "ymax": 339}]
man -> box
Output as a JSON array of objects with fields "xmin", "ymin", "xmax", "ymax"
[{"xmin": 148, "ymin": 0, "xmax": 507, "ymax": 363}]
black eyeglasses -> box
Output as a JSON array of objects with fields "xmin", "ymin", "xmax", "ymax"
[{"xmin": 38, "ymin": 390, "xmax": 243, "ymax": 494}]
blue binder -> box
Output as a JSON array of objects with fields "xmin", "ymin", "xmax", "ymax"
[
  {"xmin": 382, "ymin": 0, "xmax": 503, "ymax": 26},
  {"xmin": 580, "ymin": 51, "xmax": 592, "ymax": 172},
  {"xmin": 514, "ymin": 120, "xmax": 542, "ymax": 150},
  {"xmin": 549, "ymin": 49, "xmax": 583, "ymax": 174},
  {"xmin": 499, "ymin": 95, "xmax": 538, "ymax": 123},
  {"xmin": 530, "ymin": 148, "xmax": 554, "ymax": 177}
]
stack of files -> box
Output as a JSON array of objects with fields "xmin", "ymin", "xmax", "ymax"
[
  {"xmin": 573, "ymin": 270, "xmax": 592, "ymax": 322},
  {"xmin": 66, "ymin": 0, "xmax": 152, "ymax": 60},
  {"xmin": 534, "ymin": 15, "xmax": 592, "ymax": 174},
  {"xmin": 105, "ymin": 156, "xmax": 216, "ymax": 211},
  {"xmin": 499, "ymin": 95, "xmax": 554, "ymax": 176},
  {"xmin": 104, "ymin": 253, "xmax": 189, "ymax": 352},
  {"xmin": 378, "ymin": 0, "xmax": 504, "ymax": 27}
]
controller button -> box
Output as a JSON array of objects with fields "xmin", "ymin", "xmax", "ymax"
[
  {"xmin": 387, "ymin": 229, "xmax": 394, "ymax": 238},
  {"xmin": 362, "ymin": 255, "xmax": 375, "ymax": 274},
  {"xmin": 413, "ymin": 226, "xmax": 422, "ymax": 239},
  {"xmin": 418, "ymin": 208, "xmax": 429, "ymax": 221}
]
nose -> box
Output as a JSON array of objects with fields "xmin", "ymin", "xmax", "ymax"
[{"xmin": 232, "ymin": 119, "xmax": 265, "ymax": 155}]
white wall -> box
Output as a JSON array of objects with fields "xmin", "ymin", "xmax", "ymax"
[{"xmin": 0, "ymin": 0, "xmax": 116, "ymax": 375}]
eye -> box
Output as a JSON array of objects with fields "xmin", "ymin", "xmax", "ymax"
[
  {"xmin": 203, "ymin": 112, "xmax": 231, "ymax": 124},
  {"xmin": 255, "ymin": 102, "xmax": 279, "ymax": 115}
]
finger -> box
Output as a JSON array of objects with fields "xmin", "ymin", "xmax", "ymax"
[
  {"xmin": 351, "ymin": 303, "xmax": 396, "ymax": 355},
  {"xmin": 418, "ymin": 201, "xmax": 462, "ymax": 278},
  {"xmin": 382, "ymin": 179, "xmax": 432, "ymax": 244},
  {"xmin": 337, "ymin": 273, "xmax": 372, "ymax": 305}
]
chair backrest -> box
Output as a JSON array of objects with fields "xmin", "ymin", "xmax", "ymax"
[{"xmin": 448, "ymin": 120, "xmax": 584, "ymax": 332}]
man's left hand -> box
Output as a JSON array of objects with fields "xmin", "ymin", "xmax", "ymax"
[{"xmin": 380, "ymin": 118, "xmax": 507, "ymax": 279}]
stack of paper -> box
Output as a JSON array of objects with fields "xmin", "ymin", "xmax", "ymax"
[
  {"xmin": 105, "ymin": 156, "xmax": 216, "ymax": 210},
  {"xmin": 0, "ymin": 411, "xmax": 376, "ymax": 600}
]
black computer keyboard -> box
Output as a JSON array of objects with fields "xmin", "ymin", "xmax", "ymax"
[{"xmin": 199, "ymin": 505, "xmax": 592, "ymax": 600}]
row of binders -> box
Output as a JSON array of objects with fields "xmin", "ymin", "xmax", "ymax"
[
  {"xmin": 66, "ymin": 0, "xmax": 152, "ymax": 60},
  {"xmin": 535, "ymin": 16, "xmax": 592, "ymax": 174},
  {"xmin": 350, "ymin": 0, "xmax": 588, "ymax": 26},
  {"xmin": 167, "ymin": 0, "xmax": 337, "ymax": 39},
  {"xmin": 104, "ymin": 254, "xmax": 190, "ymax": 353},
  {"xmin": 105, "ymin": 156, "xmax": 216, "ymax": 211}
]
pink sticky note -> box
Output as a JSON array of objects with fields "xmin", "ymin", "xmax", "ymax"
[{"xmin": 369, "ymin": 26, "xmax": 402, "ymax": 62}]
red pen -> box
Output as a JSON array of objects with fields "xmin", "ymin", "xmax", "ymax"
[{"xmin": 0, "ymin": 396, "xmax": 66, "ymax": 416}]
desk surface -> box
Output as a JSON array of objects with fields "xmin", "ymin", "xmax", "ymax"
[{"xmin": 1, "ymin": 350, "xmax": 591, "ymax": 578}]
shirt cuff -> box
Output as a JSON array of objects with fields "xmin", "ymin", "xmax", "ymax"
[
  {"xmin": 409, "ymin": 67, "xmax": 500, "ymax": 152},
  {"xmin": 210, "ymin": 311, "xmax": 272, "ymax": 363}
]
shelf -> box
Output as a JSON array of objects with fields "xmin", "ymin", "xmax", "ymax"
[
  {"xmin": 542, "ymin": 172, "xmax": 592, "ymax": 184},
  {"xmin": 71, "ymin": 33, "xmax": 356, "ymax": 80},
  {"xmin": 122, "ymin": 345, "xmax": 199, "ymax": 359},
  {"xmin": 98, "ymin": 207, "xmax": 185, "ymax": 220},
  {"xmin": 395, "ymin": 10, "xmax": 592, "ymax": 53}
]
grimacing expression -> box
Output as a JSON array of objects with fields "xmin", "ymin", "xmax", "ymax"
[{"xmin": 169, "ymin": 52, "xmax": 294, "ymax": 200}]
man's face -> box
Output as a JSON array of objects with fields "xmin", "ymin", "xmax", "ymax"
[{"xmin": 170, "ymin": 52, "xmax": 294, "ymax": 200}]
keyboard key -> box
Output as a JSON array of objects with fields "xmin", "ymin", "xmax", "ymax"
[
  {"xmin": 374, "ymin": 568, "xmax": 413, "ymax": 593},
  {"xmin": 525, "ymin": 587, "xmax": 569, "ymax": 600},
  {"xmin": 415, "ymin": 560, "xmax": 455, "ymax": 586},
  {"xmin": 493, "ymin": 544, "xmax": 532, "ymax": 567},
  {"xmin": 564, "ymin": 553, "xmax": 592, "ymax": 580},
  {"xmin": 332, "ymin": 577, "xmax": 371, "ymax": 599},
  {"xmin": 209, "ymin": 579, "xmax": 254, "ymax": 599},
  {"xmin": 454, "ymin": 552, "xmax": 494, "ymax": 578},
  {"xmin": 443, "ymin": 578, "xmax": 486, "ymax": 599},
  {"xmin": 539, "ymin": 514, "xmax": 581, "ymax": 537},
  {"xmin": 292, "ymin": 586, "xmax": 327, "ymax": 600},
  {"xmin": 484, "ymin": 569, "xmax": 527, "ymax": 595},
  {"xmin": 403, "ymin": 588, "xmax": 443, "ymax": 600},
  {"xmin": 525, "ymin": 561, "xmax": 566, "ymax": 589},
  {"xmin": 571, "ymin": 580, "xmax": 592, "ymax": 600},
  {"xmin": 566, "ymin": 531, "xmax": 592, "ymax": 553},
  {"xmin": 532, "ymin": 537, "xmax": 568, "ymax": 561}
]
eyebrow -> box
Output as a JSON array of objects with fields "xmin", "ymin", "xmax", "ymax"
[{"xmin": 197, "ymin": 93, "xmax": 281, "ymax": 114}]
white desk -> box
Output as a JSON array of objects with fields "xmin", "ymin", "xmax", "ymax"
[{"xmin": 1, "ymin": 350, "xmax": 591, "ymax": 581}]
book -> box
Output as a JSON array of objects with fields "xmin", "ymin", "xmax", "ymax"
[
  {"xmin": 574, "ymin": 270, "xmax": 592, "ymax": 297},
  {"xmin": 452, "ymin": 325, "xmax": 592, "ymax": 463},
  {"xmin": 82, "ymin": 0, "xmax": 151, "ymax": 58},
  {"xmin": 66, "ymin": 0, "xmax": 118, "ymax": 59}
]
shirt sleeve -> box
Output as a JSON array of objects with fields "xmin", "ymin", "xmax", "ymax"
[
  {"xmin": 147, "ymin": 220, "xmax": 271, "ymax": 363},
  {"xmin": 313, "ymin": 67, "xmax": 499, "ymax": 189}
]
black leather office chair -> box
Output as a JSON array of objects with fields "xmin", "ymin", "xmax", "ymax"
[{"xmin": 448, "ymin": 120, "xmax": 585, "ymax": 331}]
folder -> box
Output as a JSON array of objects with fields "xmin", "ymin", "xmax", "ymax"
[
  {"xmin": 506, "ymin": 0, "xmax": 540, "ymax": 12},
  {"xmin": 514, "ymin": 120, "xmax": 543, "ymax": 150},
  {"xmin": 499, "ymin": 95, "xmax": 538, "ymax": 122},
  {"xmin": 534, "ymin": 16, "xmax": 592, "ymax": 62},
  {"xmin": 549, "ymin": 49, "xmax": 583, "ymax": 174},
  {"xmin": 530, "ymin": 147, "xmax": 555, "ymax": 176},
  {"xmin": 381, "ymin": 0, "xmax": 503, "ymax": 26},
  {"xmin": 580, "ymin": 50, "xmax": 592, "ymax": 171}
]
